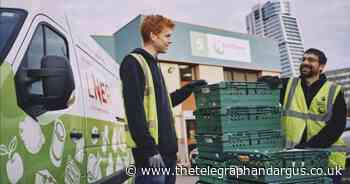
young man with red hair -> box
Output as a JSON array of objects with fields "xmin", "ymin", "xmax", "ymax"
[{"xmin": 120, "ymin": 15, "xmax": 206, "ymax": 184}]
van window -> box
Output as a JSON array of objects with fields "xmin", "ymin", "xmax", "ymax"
[
  {"xmin": 45, "ymin": 26, "xmax": 68, "ymax": 58},
  {"xmin": 25, "ymin": 26, "xmax": 45, "ymax": 94},
  {"xmin": 21, "ymin": 24, "xmax": 69, "ymax": 95},
  {"xmin": 15, "ymin": 23, "xmax": 70, "ymax": 116},
  {"xmin": 0, "ymin": 8, "xmax": 27, "ymax": 63},
  {"xmin": 25, "ymin": 26, "xmax": 44, "ymax": 69},
  {"xmin": 23, "ymin": 25, "xmax": 69, "ymax": 68}
]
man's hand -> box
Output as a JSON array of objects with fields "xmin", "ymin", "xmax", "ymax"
[
  {"xmin": 257, "ymin": 76, "xmax": 281, "ymax": 89},
  {"xmin": 186, "ymin": 80, "xmax": 208, "ymax": 90},
  {"xmin": 148, "ymin": 154, "xmax": 165, "ymax": 168}
]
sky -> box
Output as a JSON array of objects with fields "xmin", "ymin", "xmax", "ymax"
[{"xmin": 66, "ymin": 0, "xmax": 350, "ymax": 71}]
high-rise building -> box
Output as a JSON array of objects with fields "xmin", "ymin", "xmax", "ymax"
[
  {"xmin": 246, "ymin": 0, "xmax": 304, "ymax": 77},
  {"xmin": 325, "ymin": 68, "xmax": 350, "ymax": 111}
]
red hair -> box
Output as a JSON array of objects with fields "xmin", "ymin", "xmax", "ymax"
[{"xmin": 141, "ymin": 15, "xmax": 175, "ymax": 43}]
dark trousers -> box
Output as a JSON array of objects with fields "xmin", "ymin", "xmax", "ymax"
[
  {"xmin": 329, "ymin": 169, "xmax": 343, "ymax": 184},
  {"xmin": 330, "ymin": 174, "xmax": 342, "ymax": 184},
  {"xmin": 135, "ymin": 155, "xmax": 177, "ymax": 184}
]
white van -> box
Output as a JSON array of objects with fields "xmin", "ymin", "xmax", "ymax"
[{"xmin": 0, "ymin": 1, "xmax": 133, "ymax": 184}]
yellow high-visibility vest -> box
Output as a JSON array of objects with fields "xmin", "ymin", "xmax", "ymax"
[
  {"xmin": 124, "ymin": 53, "xmax": 173, "ymax": 148},
  {"xmin": 282, "ymin": 78, "xmax": 346, "ymax": 168}
]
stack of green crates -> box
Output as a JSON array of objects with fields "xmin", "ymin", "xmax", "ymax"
[
  {"xmin": 196, "ymin": 175, "xmax": 333, "ymax": 184},
  {"xmin": 195, "ymin": 149, "xmax": 331, "ymax": 183},
  {"xmin": 193, "ymin": 81, "xmax": 332, "ymax": 184},
  {"xmin": 194, "ymin": 81, "xmax": 283, "ymax": 160}
]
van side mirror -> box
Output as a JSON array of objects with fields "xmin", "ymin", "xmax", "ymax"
[
  {"xmin": 29, "ymin": 55, "xmax": 75, "ymax": 110},
  {"xmin": 15, "ymin": 55, "xmax": 75, "ymax": 117}
]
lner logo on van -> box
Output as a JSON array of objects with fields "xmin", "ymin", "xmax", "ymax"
[{"xmin": 87, "ymin": 72, "xmax": 112, "ymax": 106}]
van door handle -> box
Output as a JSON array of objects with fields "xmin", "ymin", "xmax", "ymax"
[
  {"xmin": 70, "ymin": 132, "xmax": 83, "ymax": 139},
  {"xmin": 91, "ymin": 133, "xmax": 100, "ymax": 139},
  {"xmin": 116, "ymin": 116, "xmax": 126, "ymax": 122}
]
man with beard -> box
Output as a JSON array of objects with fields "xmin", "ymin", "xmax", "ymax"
[{"xmin": 259, "ymin": 48, "xmax": 347, "ymax": 183}]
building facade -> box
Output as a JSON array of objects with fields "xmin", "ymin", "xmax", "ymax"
[
  {"xmin": 93, "ymin": 15, "xmax": 281, "ymax": 166},
  {"xmin": 325, "ymin": 68, "xmax": 350, "ymax": 114},
  {"xmin": 246, "ymin": 0, "xmax": 304, "ymax": 77}
]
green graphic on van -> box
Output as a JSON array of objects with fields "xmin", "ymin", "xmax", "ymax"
[{"xmin": 1, "ymin": 31, "xmax": 133, "ymax": 184}]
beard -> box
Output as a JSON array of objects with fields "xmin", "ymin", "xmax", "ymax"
[{"xmin": 299, "ymin": 63, "xmax": 319, "ymax": 78}]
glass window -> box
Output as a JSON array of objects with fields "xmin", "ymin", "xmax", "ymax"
[
  {"xmin": 180, "ymin": 65, "xmax": 194, "ymax": 81},
  {"xmin": 45, "ymin": 26, "xmax": 68, "ymax": 58},
  {"xmin": 21, "ymin": 24, "xmax": 69, "ymax": 95},
  {"xmin": 24, "ymin": 26, "xmax": 45, "ymax": 69},
  {"xmin": 23, "ymin": 26, "xmax": 45, "ymax": 94},
  {"xmin": 0, "ymin": 9, "xmax": 27, "ymax": 62}
]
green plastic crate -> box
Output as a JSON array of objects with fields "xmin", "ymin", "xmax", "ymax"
[
  {"xmin": 198, "ymin": 148, "xmax": 282, "ymax": 161},
  {"xmin": 195, "ymin": 106, "xmax": 281, "ymax": 134},
  {"xmin": 196, "ymin": 129, "xmax": 284, "ymax": 153},
  {"xmin": 197, "ymin": 175, "xmax": 229, "ymax": 184},
  {"xmin": 196, "ymin": 158, "xmax": 235, "ymax": 183},
  {"xmin": 196, "ymin": 149, "xmax": 330, "ymax": 183},
  {"xmin": 194, "ymin": 81, "xmax": 280, "ymax": 109},
  {"xmin": 225, "ymin": 149, "xmax": 331, "ymax": 182},
  {"xmin": 196, "ymin": 157, "xmax": 230, "ymax": 168},
  {"xmin": 196, "ymin": 176, "xmax": 332, "ymax": 184}
]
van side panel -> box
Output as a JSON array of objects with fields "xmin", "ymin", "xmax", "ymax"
[
  {"xmin": 0, "ymin": 63, "xmax": 27, "ymax": 184},
  {"xmin": 0, "ymin": 13, "xmax": 86, "ymax": 183},
  {"xmin": 1, "ymin": 5, "xmax": 134, "ymax": 183},
  {"xmin": 67, "ymin": 15, "xmax": 135, "ymax": 182},
  {"xmin": 0, "ymin": 62, "xmax": 86, "ymax": 183},
  {"xmin": 75, "ymin": 46, "xmax": 133, "ymax": 183}
]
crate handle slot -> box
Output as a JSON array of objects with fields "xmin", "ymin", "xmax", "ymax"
[{"xmin": 201, "ymin": 87, "xmax": 210, "ymax": 94}]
